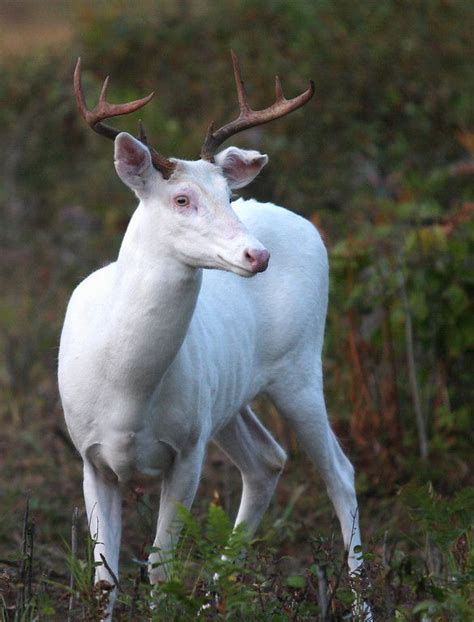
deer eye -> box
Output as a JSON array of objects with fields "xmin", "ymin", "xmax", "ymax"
[{"xmin": 174, "ymin": 195, "xmax": 191, "ymax": 208}]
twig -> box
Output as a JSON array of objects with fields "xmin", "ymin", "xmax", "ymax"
[
  {"xmin": 67, "ymin": 507, "xmax": 80, "ymax": 622},
  {"xmin": 99, "ymin": 554, "xmax": 122, "ymax": 592},
  {"xmin": 314, "ymin": 563, "xmax": 329, "ymax": 621},
  {"xmin": 128, "ymin": 565, "xmax": 145, "ymax": 621},
  {"xmin": 398, "ymin": 263, "xmax": 428, "ymax": 460},
  {"xmin": 327, "ymin": 548, "xmax": 349, "ymax": 618},
  {"xmin": 382, "ymin": 530, "xmax": 389, "ymax": 570},
  {"xmin": 255, "ymin": 575, "xmax": 266, "ymax": 614},
  {"xmin": 14, "ymin": 501, "xmax": 28, "ymax": 620},
  {"xmin": 26, "ymin": 522, "xmax": 34, "ymax": 605},
  {"xmin": 14, "ymin": 500, "xmax": 34, "ymax": 622},
  {"xmin": 325, "ymin": 510, "xmax": 361, "ymax": 618}
]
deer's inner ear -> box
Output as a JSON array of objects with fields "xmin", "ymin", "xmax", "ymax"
[
  {"xmin": 215, "ymin": 147, "xmax": 268, "ymax": 190},
  {"xmin": 114, "ymin": 133, "xmax": 154, "ymax": 194}
]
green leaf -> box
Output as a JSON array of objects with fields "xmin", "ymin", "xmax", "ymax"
[
  {"xmin": 443, "ymin": 283, "xmax": 469, "ymax": 315},
  {"xmin": 286, "ymin": 575, "xmax": 305, "ymax": 589},
  {"xmin": 337, "ymin": 587, "xmax": 355, "ymax": 606},
  {"xmin": 206, "ymin": 503, "xmax": 233, "ymax": 547}
]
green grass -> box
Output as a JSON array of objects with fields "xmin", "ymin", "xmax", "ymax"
[{"xmin": 1, "ymin": 424, "xmax": 472, "ymax": 620}]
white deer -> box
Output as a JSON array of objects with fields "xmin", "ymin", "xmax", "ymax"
[{"xmin": 58, "ymin": 53, "xmax": 368, "ymax": 618}]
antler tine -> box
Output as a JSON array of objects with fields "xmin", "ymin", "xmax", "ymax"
[
  {"xmin": 74, "ymin": 58, "xmax": 91, "ymax": 126},
  {"xmin": 138, "ymin": 120, "xmax": 147, "ymax": 144},
  {"xmin": 74, "ymin": 58, "xmax": 155, "ymax": 137},
  {"xmin": 275, "ymin": 76, "xmax": 285, "ymax": 102},
  {"xmin": 98, "ymin": 75, "xmax": 110, "ymax": 105},
  {"xmin": 200, "ymin": 51, "xmax": 315, "ymax": 162},
  {"xmin": 74, "ymin": 58, "xmax": 176, "ymax": 178},
  {"xmin": 230, "ymin": 50, "xmax": 250, "ymax": 114}
]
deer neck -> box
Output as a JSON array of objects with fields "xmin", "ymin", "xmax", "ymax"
[{"xmin": 109, "ymin": 203, "xmax": 202, "ymax": 395}]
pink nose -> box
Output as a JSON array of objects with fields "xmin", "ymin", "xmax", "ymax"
[{"xmin": 245, "ymin": 248, "xmax": 270, "ymax": 273}]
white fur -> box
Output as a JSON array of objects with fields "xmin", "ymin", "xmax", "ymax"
[{"xmin": 58, "ymin": 134, "xmax": 365, "ymax": 618}]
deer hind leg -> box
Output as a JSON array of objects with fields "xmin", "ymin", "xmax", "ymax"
[
  {"xmin": 83, "ymin": 460, "xmax": 122, "ymax": 619},
  {"xmin": 214, "ymin": 405, "xmax": 287, "ymax": 534},
  {"xmin": 269, "ymin": 371, "xmax": 364, "ymax": 575}
]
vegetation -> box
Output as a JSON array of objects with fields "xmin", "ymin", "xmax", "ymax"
[{"xmin": 0, "ymin": 1, "xmax": 473, "ymax": 619}]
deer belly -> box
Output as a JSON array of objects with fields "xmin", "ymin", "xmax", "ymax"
[{"xmin": 85, "ymin": 431, "xmax": 174, "ymax": 483}]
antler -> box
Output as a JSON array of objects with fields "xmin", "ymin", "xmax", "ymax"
[
  {"xmin": 74, "ymin": 58, "xmax": 176, "ymax": 179},
  {"xmin": 200, "ymin": 51, "xmax": 314, "ymax": 162}
]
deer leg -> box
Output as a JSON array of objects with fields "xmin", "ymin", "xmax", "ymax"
[
  {"xmin": 269, "ymin": 373, "xmax": 363, "ymax": 574},
  {"xmin": 83, "ymin": 461, "xmax": 122, "ymax": 619},
  {"xmin": 270, "ymin": 377, "xmax": 373, "ymax": 619},
  {"xmin": 214, "ymin": 405, "xmax": 286, "ymax": 534},
  {"xmin": 148, "ymin": 445, "xmax": 205, "ymax": 584}
]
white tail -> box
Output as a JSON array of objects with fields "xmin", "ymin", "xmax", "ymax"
[{"xmin": 59, "ymin": 55, "xmax": 367, "ymax": 619}]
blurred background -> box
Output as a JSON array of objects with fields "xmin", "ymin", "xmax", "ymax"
[{"xmin": 0, "ymin": 1, "xmax": 473, "ymax": 619}]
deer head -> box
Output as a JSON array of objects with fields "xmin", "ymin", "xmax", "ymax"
[{"xmin": 74, "ymin": 52, "xmax": 314, "ymax": 276}]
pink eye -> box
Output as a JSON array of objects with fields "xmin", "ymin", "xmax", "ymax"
[{"xmin": 174, "ymin": 195, "xmax": 191, "ymax": 208}]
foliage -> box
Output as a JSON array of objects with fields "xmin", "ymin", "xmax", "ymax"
[
  {"xmin": 2, "ymin": 0, "xmax": 474, "ymax": 219},
  {"xmin": 0, "ymin": 0, "xmax": 473, "ymax": 619},
  {"xmin": 394, "ymin": 484, "xmax": 474, "ymax": 621},
  {"xmin": 328, "ymin": 188, "xmax": 473, "ymax": 468},
  {"xmin": 1, "ymin": 0, "xmax": 472, "ymax": 466},
  {"xmin": 2, "ymin": 492, "xmax": 473, "ymax": 620}
]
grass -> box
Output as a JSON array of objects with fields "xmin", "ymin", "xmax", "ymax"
[{"xmin": 0, "ymin": 392, "xmax": 472, "ymax": 620}]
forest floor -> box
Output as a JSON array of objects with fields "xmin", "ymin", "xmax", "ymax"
[{"xmin": 0, "ymin": 393, "xmax": 472, "ymax": 620}]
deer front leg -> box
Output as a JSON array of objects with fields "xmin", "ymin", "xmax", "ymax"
[
  {"xmin": 148, "ymin": 444, "xmax": 205, "ymax": 584},
  {"xmin": 83, "ymin": 461, "xmax": 122, "ymax": 619}
]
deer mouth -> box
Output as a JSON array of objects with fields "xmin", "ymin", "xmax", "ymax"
[{"xmin": 216, "ymin": 254, "xmax": 255, "ymax": 277}]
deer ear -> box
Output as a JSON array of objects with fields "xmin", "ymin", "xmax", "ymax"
[
  {"xmin": 114, "ymin": 132, "xmax": 155, "ymax": 194},
  {"xmin": 214, "ymin": 147, "xmax": 268, "ymax": 189}
]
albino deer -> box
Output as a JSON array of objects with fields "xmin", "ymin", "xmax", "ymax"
[{"xmin": 58, "ymin": 53, "xmax": 368, "ymax": 618}]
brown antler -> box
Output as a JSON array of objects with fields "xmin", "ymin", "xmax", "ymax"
[
  {"xmin": 74, "ymin": 58, "xmax": 176, "ymax": 179},
  {"xmin": 200, "ymin": 51, "xmax": 314, "ymax": 162}
]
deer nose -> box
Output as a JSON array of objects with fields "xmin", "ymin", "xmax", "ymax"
[{"xmin": 244, "ymin": 248, "xmax": 270, "ymax": 273}]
